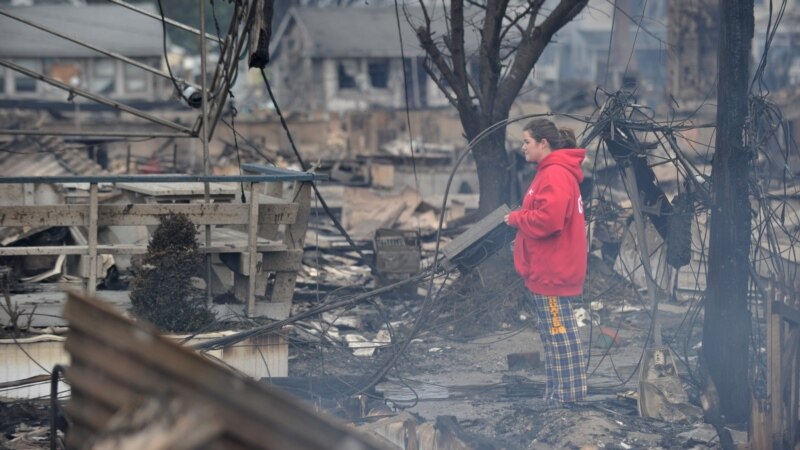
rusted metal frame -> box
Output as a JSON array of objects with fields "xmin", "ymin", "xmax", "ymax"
[
  {"xmin": 0, "ymin": 130, "xmax": 191, "ymax": 138},
  {"xmin": 106, "ymin": 0, "xmax": 222, "ymax": 43},
  {"xmin": 0, "ymin": 59, "xmax": 194, "ymax": 135},
  {"xmin": 247, "ymin": 182, "xmax": 260, "ymax": 316},
  {"xmin": 0, "ymin": 9, "xmax": 198, "ymax": 89},
  {"xmin": 88, "ymin": 183, "xmax": 98, "ymax": 296}
]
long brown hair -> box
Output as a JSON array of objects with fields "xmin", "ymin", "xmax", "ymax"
[{"xmin": 524, "ymin": 118, "xmax": 577, "ymax": 149}]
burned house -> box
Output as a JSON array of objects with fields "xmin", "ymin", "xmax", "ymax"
[
  {"xmin": 0, "ymin": 3, "xmax": 172, "ymax": 110},
  {"xmin": 267, "ymin": 7, "xmax": 450, "ymax": 113}
]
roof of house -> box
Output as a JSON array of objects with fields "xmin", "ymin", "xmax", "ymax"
[
  {"xmin": 271, "ymin": 6, "xmax": 481, "ymax": 59},
  {"xmin": 0, "ymin": 135, "xmax": 108, "ymax": 178},
  {"xmin": 0, "ymin": 3, "xmax": 163, "ymax": 58}
]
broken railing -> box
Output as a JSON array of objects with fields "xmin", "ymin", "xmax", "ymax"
[
  {"xmin": 752, "ymin": 277, "xmax": 800, "ymax": 449},
  {"xmin": 0, "ymin": 166, "xmax": 321, "ymax": 317}
]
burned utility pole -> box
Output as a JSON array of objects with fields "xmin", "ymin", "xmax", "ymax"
[{"xmin": 703, "ymin": 0, "xmax": 754, "ymax": 424}]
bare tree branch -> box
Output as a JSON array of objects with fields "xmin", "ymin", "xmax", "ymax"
[
  {"xmin": 415, "ymin": 0, "xmax": 479, "ymax": 131},
  {"xmin": 495, "ymin": 0, "xmax": 588, "ymax": 115},
  {"xmin": 499, "ymin": 0, "xmax": 544, "ymax": 43},
  {"xmin": 477, "ymin": 0, "xmax": 508, "ymax": 118},
  {"xmin": 447, "ymin": 0, "xmax": 471, "ymax": 105},
  {"xmin": 422, "ymin": 59, "xmax": 459, "ymax": 109}
]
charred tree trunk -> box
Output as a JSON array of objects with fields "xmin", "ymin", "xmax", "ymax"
[
  {"xmin": 470, "ymin": 128, "xmax": 511, "ymax": 215},
  {"xmin": 703, "ymin": 0, "xmax": 753, "ymax": 424}
]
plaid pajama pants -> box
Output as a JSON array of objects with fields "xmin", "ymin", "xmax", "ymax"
[{"xmin": 527, "ymin": 292, "xmax": 587, "ymax": 403}]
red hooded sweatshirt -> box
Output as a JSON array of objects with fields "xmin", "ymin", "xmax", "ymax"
[{"xmin": 507, "ymin": 149, "xmax": 587, "ymax": 296}]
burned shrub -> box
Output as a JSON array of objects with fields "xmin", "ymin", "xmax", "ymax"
[{"xmin": 129, "ymin": 214, "xmax": 215, "ymax": 332}]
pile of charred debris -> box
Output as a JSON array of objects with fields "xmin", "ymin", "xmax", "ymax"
[{"xmin": 2, "ymin": 95, "xmax": 800, "ymax": 449}]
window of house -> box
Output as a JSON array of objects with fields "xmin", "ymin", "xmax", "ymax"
[
  {"xmin": 45, "ymin": 59, "xmax": 83, "ymax": 88},
  {"xmin": 14, "ymin": 59, "xmax": 39, "ymax": 93},
  {"xmin": 337, "ymin": 62, "xmax": 357, "ymax": 89},
  {"xmin": 123, "ymin": 60, "xmax": 148, "ymax": 94},
  {"xmin": 368, "ymin": 59, "xmax": 390, "ymax": 88},
  {"xmin": 91, "ymin": 59, "xmax": 116, "ymax": 94}
]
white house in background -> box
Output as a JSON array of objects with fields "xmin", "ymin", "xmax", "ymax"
[
  {"xmin": 268, "ymin": 6, "xmax": 452, "ymax": 113},
  {"xmin": 0, "ymin": 3, "xmax": 171, "ymax": 106},
  {"xmin": 534, "ymin": 0, "xmax": 667, "ymax": 103}
]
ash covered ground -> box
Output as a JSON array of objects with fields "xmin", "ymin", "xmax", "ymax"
[{"xmin": 287, "ymin": 252, "xmax": 740, "ymax": 449}]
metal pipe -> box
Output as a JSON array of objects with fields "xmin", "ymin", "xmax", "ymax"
[
  {"xmin": 0, "ymin": 9, "xmax": 199, "ymax": 89},
  {"xmin": 200, "ymin": 0, "xmax": 213, "ymax": 304},
  {"xmin": 50, "ymin": 365, "xmax": 66, "ymax": 450},
  {"xmin": 0, "ymin": 59, "xmax": 194, "ymax": 135},
  {"xmin": 107, "ymin": 0, "xmax": 222, "ymax": 43}
]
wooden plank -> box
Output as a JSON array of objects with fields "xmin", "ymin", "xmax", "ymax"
[
  {"xmin": 66, "ymin": 330, "xmax": 300, "ymax": 450},
  {"xmin": 66, "ymin": 359, "xmax": 146, "ymax": 410},
  {"xmin": 785, "ymin": 325, "xmax": 800, "ymax": 449},
  {"xmin": 221, "ymin": 250, "xmax": 302, "ymax": 275},
  {"xmin": 271, "ymin": 181, "xmax": 312, "ymax": 306},
  {"xmin": 116, "ymin": 182, "xmax": 236, "ymax": 197},
  {"xmin": 88, "ymin": 183, "xmax": 98, "ymax": 296},
  {"xmin": 63, "ymin": 390, "xmax": 117, "ymax": 435},
  {"xmin": 63, "ymin": 393, "xmax": 118, "ymax": 433},
  {"xmin": 63, "ymin": 292, "xmax": 391, "ymax": 450},
  {"xmin": 774, "ymin": 301, "xmax": 800, "ymax": 325},
  {"xmin": 247, "ymin": 183, "xmax": 259, "ymax": 316},
  {"xmin": 261, "ymin": 250, "xmax": 303, "ymax": 271},
  {"xmin": 768, "ymin": 298, "xmax": 784, "ymax": 446},
  {"xmin": 0, "ymin": 203, "xmax": 298, "ymax": 227},
  {"xmin": 258, "ymin": 185, "xmax": 285, "ymax": 240},
  {"xmin": 271, "ymin": 272, "xmax": 298, "ymax": 307}
]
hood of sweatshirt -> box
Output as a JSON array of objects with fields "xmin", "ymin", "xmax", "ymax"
[{"xmin": 537, "ymin": 149, "xmax": 586, "ymax": 183}]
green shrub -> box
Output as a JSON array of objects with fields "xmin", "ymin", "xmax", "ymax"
[{"xmin": 130, "ymin": 213, "xmax": 215, "ymax": 332}]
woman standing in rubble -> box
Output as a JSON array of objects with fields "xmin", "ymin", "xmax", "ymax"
[{"xmin": 504, "ymin": 118, "xmax": 588, "ymax": 406}]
